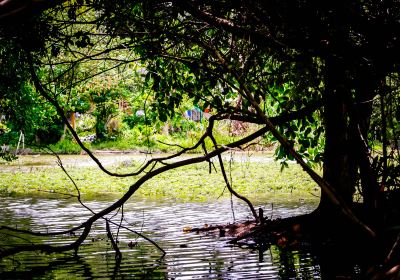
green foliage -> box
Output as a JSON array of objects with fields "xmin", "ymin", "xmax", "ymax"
[
  {"xmin": 76, "ymin": 114, "xmax": 96, "ymax": 133},
  {"xmin": 0, "ymin": 151, "xmax": 17, "ymax": 162},
  {"xmin": 48, "ymin": 139, "xmax": 83, "ymax": 154},
  {"xmin": 272, "ymin": 112, "xmax": 325, "ymax": 169},
  {"xmin": 0, "ymin": 80, "xmax": 64, "ymax": 146},
  {"xmin": 123, "ymin": 114, "xmax": 147, "ymax": 128}
]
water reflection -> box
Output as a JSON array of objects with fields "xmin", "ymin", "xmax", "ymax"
[
  {"xmin": 0, "ymin": 196, "xmax": 321, "ymax": 279},
  {"xmin": 270, "ymin": 247, "xmax": 320, "ymax": 279}
]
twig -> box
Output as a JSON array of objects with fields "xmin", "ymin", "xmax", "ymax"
[
  {"xmin": 53, "ymin": 153, "xmax": 96, "ymax": 215},
  {"xmin": 107, "ymin": 220, "xmax": 166, "ymax": 256},
  {"xmin": 36, "ymin": 189, "xmax": 78, "ymax": 198},
  {"xmin": 157, "ymin": 140, "xmax": 187, "ymax": 149},
  {"xmin": 106, "ymin": 220, "xmax": 122, "ymax": 262},
  {"xmin": 386, "ymin": 233, "xmax": 400, "ymax": 263},
  {"xmin": 116, "ymin": 205, "xmax": 124, "ymax": 242},
  {"xmin": 201, "ymin": 140, "xmax": 217, "ymax": 174},
  {"xmin": 41, "ymin": 147, "xmax": 97, "ymax": 220},
  {"xmin": 208, "ymin": 133, "xmax": 259, "ymax": 222},
  {"xmin": 0, "ymin": 223, "xmax": 92, "ymax": 259},
  {"xmin": 228, "ymin": 152, "xmax": 236, "ymax": 221}
]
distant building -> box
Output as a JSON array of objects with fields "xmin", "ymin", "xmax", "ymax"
[{"xmin": 184, "ymin": 107, "xmax": 203, "ymax": 122}]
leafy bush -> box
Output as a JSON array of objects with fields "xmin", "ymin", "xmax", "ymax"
[
  {"xmin": 76, "ymin": 114, "xmax": 96, "ymax": 133},
  {"xmin": 48, "ymin": 139, "xmax": 83, "ymax": 154},
  {"xmin": 0, "ymin": 151, "xmax": 17, "ymax": 162}
]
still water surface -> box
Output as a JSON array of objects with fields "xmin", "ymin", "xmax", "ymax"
[{"xmin": 0, "ymin": 196, "xmax": 321, "ymax": 279}]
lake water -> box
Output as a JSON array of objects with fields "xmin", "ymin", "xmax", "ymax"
[{"xmin": 0, "ymin": 196, "xmax": 322, "ymax": 279}]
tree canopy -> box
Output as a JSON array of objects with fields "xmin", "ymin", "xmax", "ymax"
[{"xmin": 1, "ymin": 1, "xmax": 400, "ymax": 277}]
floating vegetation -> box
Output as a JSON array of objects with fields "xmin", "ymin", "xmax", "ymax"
[{"xmin": 0, "ymin": 154, "xmax": 320, "ymax": 202}]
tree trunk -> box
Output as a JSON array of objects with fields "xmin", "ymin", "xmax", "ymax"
[
  {"xmin": 317, "ymin": 60, "xmax": 381, "ymax": 218},
  {"xmin": 317, "ymin": 60, "xmax": 358, "ymax": 214},
  {"xmin": 351, "ymin": 75, "xmax": 380, "ymax": 213},
  {"xmin": 70, "ymin": 111, "xmax": 76, "ymax": 130},
  {"xmin": 353, "ymin": 99, "xmax": 379, "ymax": 212}
]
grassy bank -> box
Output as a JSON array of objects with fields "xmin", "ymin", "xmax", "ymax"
[
  {"xmin": 0, "ymin": 154, "xmax": 320, "ymax": 202},
  {"xmin": 46, "ymin": 132, "xmax": 270, "ymax": 154},
  {"xmin": 22, "ymin": 121, "xmax": 272, "ymax": 155}
]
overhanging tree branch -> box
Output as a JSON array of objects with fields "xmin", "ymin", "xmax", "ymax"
[
  {"xmin": 173, "ymin": 1, "xmax": 287, "ymax": 50},
  {"xmin": 203, "ymin": 41, "xmax": 376, "ymax": 237},
  {"xmin": 0, "ymin": 121, "xmax": 274, "ymax": 258}
]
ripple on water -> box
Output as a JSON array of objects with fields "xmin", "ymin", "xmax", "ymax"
[{"xmin": 0, "ymin": 197, "xmax": 321, "ymax": 279}]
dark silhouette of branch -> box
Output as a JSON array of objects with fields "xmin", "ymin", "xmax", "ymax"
[
  {"xmin": 106, "ymin": 220, "xmax": 122, "ymax": 262},
  {"xmin": 43, "ymin": 44, "xmax": 139, "ymax": 68},
  {"xmin": 0, "ymin": 121, "xmax": 271, "ymax": 258},
  {"xmin": 2, "ymin": 35, "xmax": 342, "ymax": 260},
  {"xmin": 156, "ymin": 140, "xmax": 187, "ymax": 150},
  {"xmin": 207, "ymin": 129, "xmax": 258, "ymax": 221},
  {"xmin": 201, "ymin": 139, "xmax": 217, "ymax": 174},
  {"xmin": 28, "ymin": 46, "xmax": 322, "ymax": 179},
  {"xmin": 0, "ymin": 0, "xmax": 66, "ymax": 20},
  {"xmin": 0, "ymin": 223, "xmax": 92, "ymax": 259},
  {"xmin": 53, "ymin": 151, "xmax": 96, "ymax": 215},
  {"xmin": 173, "ymin": 1, "xmax": 286, "ymax": 50},
  {"xmin": 204, "ymin": 40, "xmax": 376, "ymax": 237},
  {"xmin": 107, "ymin": 219, "xmax": 166, "ymax": 257},
  {"xmin": 218, "ymin": 100, "xmax": 322, "ymax": 125},
  {"xmin": 27, "ymin": 54, "xmax": 135, "ymax": 178}
]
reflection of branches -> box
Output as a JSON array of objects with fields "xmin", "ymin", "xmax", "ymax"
[
  {"xmin": 107, "ymin": 219, "xmax": 166, "ymax": 256},
  {"xmin": 51, "ymin": 151, "xmax": 164, "ymax": 258},
  {"xmin": 0, "ymin": 232, "xmax": 34, "ymax": 245},
  {"xmin": 0, "ymin": 222, "xmax": 92, "ymax": 258},
  {"xmin": 4, "ymin": 52, "xmax": 278, "ymax": 255}
]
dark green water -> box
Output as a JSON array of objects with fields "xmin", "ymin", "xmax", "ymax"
[{"xmin": 0, "ymin": 197, "xmax": 323, "ymax": 279}]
